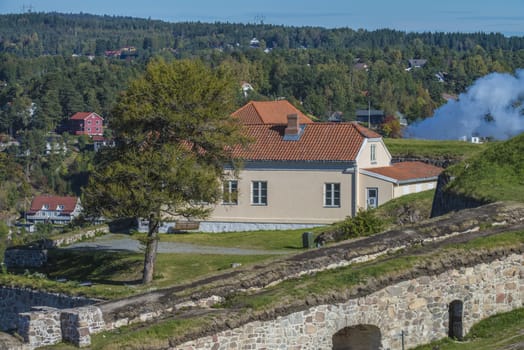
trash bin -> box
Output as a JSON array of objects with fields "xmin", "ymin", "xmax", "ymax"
[{"xmin": 302, "ymin": 231, "xmax": 314, "ymax": 249}]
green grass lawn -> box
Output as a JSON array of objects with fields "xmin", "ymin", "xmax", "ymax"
[
  {"xmin": 445, "ymin": 133, "xmax": 524, "ymax": 203},
  {"xmin": 1, "ymin": 227, "xmax": 311, "ymax": 299},
  {"xmin": 384, "ymin": 138, "xmax": 490, "ymax": 159},
  {"xmin": 413, "ymin": 308, "xmax": 524, "ymax": 350},
  {"xmin": 158, "ymin": 227, "xmax": 321, "ymax": 250}
]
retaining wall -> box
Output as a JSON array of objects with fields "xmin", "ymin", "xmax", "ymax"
[
  {"xmin": 0, "ymin": 287, "xmax": 98, "ymax": 332},
  {"xmin": 175, "ymin": 253, "xmax": 523, "ymax": 349}
]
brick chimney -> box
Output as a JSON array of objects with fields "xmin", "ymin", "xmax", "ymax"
[{"xmin": 285, "ymin": 114, "xmax": 300, "ymax": 136}]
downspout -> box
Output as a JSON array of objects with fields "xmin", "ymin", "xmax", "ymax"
[
  {"xmin": 353, "ymin": 166, "xmax": 358, "ymax": 217},
  {"xmin": 344, "ymin": 166, "xmax": 357, "ymax": 217}
]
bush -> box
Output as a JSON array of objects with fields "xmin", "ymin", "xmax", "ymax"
[
  {"xmin": 337, "ymin": 209, "xmax": 384, "ymax": 240},
  {"xmin": 316, "ymin": 209, "xmax": 385, "ymax": 244}
]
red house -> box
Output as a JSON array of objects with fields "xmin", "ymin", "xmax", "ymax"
[{"xmin": 69, "ymin": 112, "xmax": 104, "ymax": 136}]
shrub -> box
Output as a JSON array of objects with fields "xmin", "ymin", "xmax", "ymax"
[
  {"xmin": 337, "ymin": 209, "xmax": 385, "ymax": 240},
  {"xmin": 316, "ymin": 209, "xmax": 385, "ymax": 244}
]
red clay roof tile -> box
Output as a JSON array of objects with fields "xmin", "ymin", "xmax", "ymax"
[
  {"xmin": 70, "ymin": 112, "xmax": 103, "ymax": 120},
  {"xmin": 28, "ymin": 195, "xmax": 79, "ymax": 214},
  {"xmin": 232, "ymin": 100, "xmax": 314, "ymax": 125},
  {"xmin": 363, "ymin": 161, "xmax": 443, "ymax": 181},
  {"xmin": 233, "ymin": 122, "xmax": 374, "ymax": 162}
]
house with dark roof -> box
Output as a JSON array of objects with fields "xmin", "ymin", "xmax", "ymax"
[
  {"xmin": 26, "ymin": 195, "xmax": 82, "ymax": 225},
  {"xmin": 406, "ymin": 59, "xmax": 428, "ymax": 71},
  {"xmin": 68, "ymin": 112, "xmax": 104, "ymax": 136},
  {"xmin": 197, "ymin": 101, "xmax": 443, "ymax": 232},
  {"xmin": 355, "ymin": 109, "xmax": 386, "ymax": 128}
]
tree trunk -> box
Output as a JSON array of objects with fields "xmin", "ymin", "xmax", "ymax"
[{"xmin": 142, "ymin": 214, "xmax": 159, "ymax": 284}]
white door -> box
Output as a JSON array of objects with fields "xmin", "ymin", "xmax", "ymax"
[{"xmin": 366, "ymin": 188, "xmax": 378, "ymax": 209}]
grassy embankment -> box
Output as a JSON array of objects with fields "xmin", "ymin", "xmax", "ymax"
[
  {"xmin": 413, "ymin": 308, "xmax": 524, "ymax": 350},
  {"xmin": 75, "ymin": 229, "xmax": 524, "ymax": 350},
  {"xmin": 384, "ymin": 138, "xmax": 490, "ymax": 160},
  {"xmin": 444, "ymin": 132, "xmax": 524, "ymax": 203}
]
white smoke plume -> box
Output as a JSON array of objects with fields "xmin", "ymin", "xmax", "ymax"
[{"xmin": 405, "ymin": 69, "xmax": 524, "ymax": 140}]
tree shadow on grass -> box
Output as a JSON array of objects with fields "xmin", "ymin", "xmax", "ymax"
[{"xmin": 41, "ymin": 249, "xmax": 144, "ymax": 285}]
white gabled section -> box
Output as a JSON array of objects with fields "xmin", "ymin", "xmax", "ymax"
[
  {"xmin": 360, "ymin": 169, "xmax": 399, "ymax": 184},
  {"xmin": 355, "ymin": 138, "xmax": 368, "ymax": 164}
]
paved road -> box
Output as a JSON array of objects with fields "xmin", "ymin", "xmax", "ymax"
[{"xmin": 65, "ymin": 234, "xmax": 287, "ymax": 255}]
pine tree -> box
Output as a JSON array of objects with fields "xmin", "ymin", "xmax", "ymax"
[{"xmin": 83, "ymin": 59, "xmax": 248, "ymax": 284}]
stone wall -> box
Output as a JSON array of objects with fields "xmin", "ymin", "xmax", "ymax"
[
  {"xmin": 3, "ymin": 225, "xmax": 109, "ymax": 269},
  {"xmin": 175, "ymin": 253, "xmax": 523, "ymax": 350},
  {"xmin": 41, "ymin": 225, "xmax": 109, "ymax": 248},
  {"xmin": 430, "ymin": 173, "xmax": 486, "ymax": 217},
  {"xmin": 0, "ymin": 287, "xmax": 98, "ymax": 332},
  {"xmin": 4, "ymin": 248, "xmax": 48, "ymax": 268},
  {"xmin": 17, "ymin": 305, "xmax": 104, "ymax": 348}
]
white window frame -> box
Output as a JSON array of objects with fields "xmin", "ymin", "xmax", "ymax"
[
  {"xmin": 370, "ymin": 143, "xmax": 376, "ymax": 163},
  {"xmin": 324, "ymin": 183, "xmax": 341, "ymax": 207},
  {"xmin": 251, "ymin": 181, "xmax": 267, "ymax": 206},
  {"xmin": 222, "ymin": 180, "xmax": 238, "ymax": 205}
]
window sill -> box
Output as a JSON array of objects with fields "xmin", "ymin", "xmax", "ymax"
[
  {"xmin": 221, "ymin": 202, "xmax": 238, "ymax": 206},
  {"xmin": 323, "ymin": 205, "xmax": 341, "ymax": 208},
  {"xmin": 251, "ymin": 203, "xmax": 267, "ymax": 206}
]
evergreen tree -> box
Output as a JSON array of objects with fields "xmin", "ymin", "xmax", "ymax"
[{"xmin": 84, "ymin": 59, "xmax": 248, "ymax": 284}]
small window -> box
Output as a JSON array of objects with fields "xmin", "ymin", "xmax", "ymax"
[
  {"xmin": 87, "ymin": 120, "xmax": 92, "ymax": 125},
  {"xmin": 43, "ymin": 204, "xmax": 49, "ymax": 210},
  {"xmin": 251, "ymin": 181, "xmax": 267, "ymax": 205},
  {"xmin": 370, "ymin": 144, "xmax": 376, "ymax": 162},
  {"xmin": 222, "ymin": 180, "xmax": 238, "ymax": 205},
  {"xmin": 324, "ymin": 183, "xmax": 340, "ymax": 207},
  {"xmin": 57, "ymin": 205, "xmax": 64, "ymax": 210},
  {"xmin": 96, "ymin": 120, "xmax": 100, "ymax": 125},
  {"xmin": 87, "ymin": 127, "xmax": 91, "ymax": 132}
]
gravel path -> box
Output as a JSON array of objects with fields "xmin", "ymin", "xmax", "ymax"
[{"xmin": 65, "ymin": 233, "xmax": 287, "ymax": 255}]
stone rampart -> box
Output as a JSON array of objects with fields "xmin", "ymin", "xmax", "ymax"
[
  {"xmin": 17, "ymin": 305, "xmax": 104, "ymax": 348},
  {"xmin": 0, "ymin": 287, "xmax": 98, "ymax": 332},
  {"xmin": 41, "ymin": 225, "xmax": 109, "ymax": 249},
  {"xmin": 175, "ymin": 253, "xmax": 523, "ymax": 349},
  {"xmin": 4, "ymin": 248, "xmax": 48, "ymax": 268},
  {"xmin": 3, "ymin": 225, "xmax": 109, "ymax": 269}
]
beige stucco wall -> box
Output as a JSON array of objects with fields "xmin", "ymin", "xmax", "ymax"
[
  {"xmin": 358, "ymin": 173, "xmax": 394, "ymax": 209},
  {"xmin": 355, "ymin": 139, "xmax": 391, "ymax": 169},
  {"xmin": 210, "ymin": 168, "xmax": 354, "ymax": 224},
  {"xmin": 393, "ymin": 180, "xmax": 437, "ymax": 198}
]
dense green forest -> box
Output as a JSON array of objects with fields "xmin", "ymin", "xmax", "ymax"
[{"xmin": 0, "ymin": 12, "xmax": 523, "ymax": 221}]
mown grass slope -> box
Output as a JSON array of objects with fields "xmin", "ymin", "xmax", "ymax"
[{"xmin": 445, "ymin": 132, "xmax": 524, "ymax": 203}]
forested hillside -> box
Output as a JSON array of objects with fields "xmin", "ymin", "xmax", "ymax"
[
  {"xmin": 0, "ymin": 12, "xmax": 523, "ymax": 220},
  {"xmin": 1, "ymin": 12, "xmax": 524, "ymax": 128}
]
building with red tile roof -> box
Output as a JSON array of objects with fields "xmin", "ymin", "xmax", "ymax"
[
  {"xmin": 168, "ymin": 100, "xmax": 443, "ymax": 233},
  {"xmin": 232, "ymin": 100, "xmax": 314, "ymax": 125},
  {"xmin": 26, "ymin": 195, "xmax": 82, "ymax": 225}
]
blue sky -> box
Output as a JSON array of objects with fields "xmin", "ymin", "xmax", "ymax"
[{"xmin": 1, "ymin": 0, "xmax": 523, "ymax": 36}]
